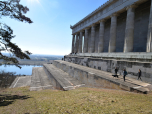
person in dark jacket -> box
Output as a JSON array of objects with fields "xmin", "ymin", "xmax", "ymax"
[
  {"xmin": 115, "ymin": 67, "xmax": 118, "ymax": 75},
  {"xmin": 138, "ymin": 69, "xmax": 142, "ymax": 81},
  {"xmin": 123, "ymin": 69, "xmax": 127, "ymax": 81}
]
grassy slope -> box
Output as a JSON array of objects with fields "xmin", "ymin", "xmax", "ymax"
[{"xmin": 0, "ymin": 87, "xmax": 152, "ymax": 114}]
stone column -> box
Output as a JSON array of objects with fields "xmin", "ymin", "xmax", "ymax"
[
  {"xmin": 78, "ymin": 31, "xmax": 83, "ymax": 53},
  {"xmin": 124, "ymin": 5, "xmax": 136, "ymax": 52},
  {"xmin": 146, "ymin": 0, "xmax": 152, "ymax": 52},
  {"xmin": 90, "ymin": 24, "xmax": 96, "ymax": 53},
  {"xmin": 98, "ymin": 20, "xmax": 105, "ymax": 53},
  {"xmin": 83, "ymin": 28, "xmax": 89, "ymax": 53},
  {"xmin": 109, "ymin": 14, "xmax": 118, "ymax": 52},
  {"xmin": 75, "ymin": 33, "xmax": 79, "ymax": 53},
  {"xmin": 71, "ymin": 34, "xmax": 75, "ymax": 53}
]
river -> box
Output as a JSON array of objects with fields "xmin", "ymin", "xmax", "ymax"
[{"xmin": 0, "ymin": 65, "xmax": 42, "ymax": 75}]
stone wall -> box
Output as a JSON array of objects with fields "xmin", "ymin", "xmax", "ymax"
[
  {"xmin": 64, "ymin": 56, "xmax": 152, "ymax": 84},
  {"xmin": 53, "ymin": 60, "xmax": 122, "ymax": 90}
]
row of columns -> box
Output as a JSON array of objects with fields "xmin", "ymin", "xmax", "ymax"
[{"xmin": 71, "ymin": 0, "xmax": 152, "ymax": 53}]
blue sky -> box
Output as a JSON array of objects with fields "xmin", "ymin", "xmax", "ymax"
[{"xmin": 2, "ymin": 0, "xmax": 108, "ymax": 55}]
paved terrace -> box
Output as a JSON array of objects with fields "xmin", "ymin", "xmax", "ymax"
[
  {"xmin": 11, "ymin": 65, "xmax": 85, "ymax": 91},
  {"xmin": 10, "ymin": 76, "xmax": 31, "ymax": 88},
  {"xmin": 10, "ymin": 67, "xmax": 53, "ymax": 91},
  {"xmin": 54, "ymin": 60, "xmax": 152, "ymax": 94}
]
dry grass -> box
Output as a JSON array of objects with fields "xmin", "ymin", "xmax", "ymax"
[{"xmin": 0, "ymin": 87, "xmax": 152, "ymax": 114}]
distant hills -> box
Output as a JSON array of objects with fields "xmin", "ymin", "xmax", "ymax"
[
  {"xmin": 2, "ymin": 53, "xmax": 64, "ymax": 57},
  {"xmin": 1, "ymin": 53, "xmax": 64, "ymax": 65}
]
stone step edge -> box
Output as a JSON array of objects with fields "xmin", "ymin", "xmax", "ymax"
[
  {"xmin": 43, "ymin": 64, "xmax": 67, "ymax": 90},
  {"xmin": 9, "ymin": 77, "xmax": 19, "ymax": 88},
  {"xmin": 30, "ymin": 85, "xmax": 53, "ymax": 91}
]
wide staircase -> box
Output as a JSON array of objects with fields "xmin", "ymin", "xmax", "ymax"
[
  {"xmin": 30, "ymin": 67, "xmax": 53, "ymax": 91},
  {"xmin": 29, "ymin": 64, "xmax": 85, "ymax": 91},
  {"xmin": 11, "ymin": 60, "xmax": 152, "ymax": 94}
]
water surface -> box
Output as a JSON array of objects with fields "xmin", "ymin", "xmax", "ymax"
[{"xmin": 0, "ymin": 65, "xmax": 42, "ymax": 75}]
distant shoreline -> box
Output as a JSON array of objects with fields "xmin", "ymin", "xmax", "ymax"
[{"xmin": 0, "ymin": 54, "xmax": 63, "ymax": 66}]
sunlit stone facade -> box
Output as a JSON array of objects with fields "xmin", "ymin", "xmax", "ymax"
[{"xmin": 71, "ymin": 0, "xmax": 152, "ymax": 53}]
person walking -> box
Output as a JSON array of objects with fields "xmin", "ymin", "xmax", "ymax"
[
  {"xmin": 123, "ymin": 69, "xmax": 127, "ymax": 81},
  {"xmin": 115, "ymin": 67, "xmax": 118, "ymax": 75},
  {"xmin": 138, "ymin": 69, "xmax": 142, "ymax": 81}
]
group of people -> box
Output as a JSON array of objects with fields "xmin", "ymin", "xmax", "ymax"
[{"xmin": 114, "ymin": 67, "xmax": 142, "ymax": 82}]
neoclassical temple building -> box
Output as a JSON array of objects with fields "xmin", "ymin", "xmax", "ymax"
[
  {"xmin": 65, "ymin": 0, "xmax": 152, "ymax": 83},
  {"xmin": 71, "ymin": 0, "xmax": 152, "ymax": 53}
]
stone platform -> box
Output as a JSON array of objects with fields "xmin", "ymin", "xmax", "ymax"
[
  {"xmin": 10, "ymin": 60, "xmax": 152, "ymax": 93},
  {"xmin": 10, "ymin": 66, "xmax": 85, "ymax": 91},
  {"xmin": 10, "ymin": 67, "xmax": 53, "ymax": 91},
  {"xmin": 65, "ymin": 54, "xmax": 152, "ymax": 84},
  {"xmin": 43, "ymin": 64, "xmax": 85, "ymax": 91},
  {"xmin": 10, "ymin": 76, "xmax": 31, "ymax": 88},
  {"xmin": 53, "ymin": 60, "xmax": 152, "ymax": 94}
]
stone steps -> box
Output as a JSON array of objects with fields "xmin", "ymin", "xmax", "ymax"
[
  {"xmin": 30, "ymin": 67, "xmax": 53, "ymax": 91},
  {"xmin": 53, "ymin": 60, "xmax": 152, "ymax": 94},
  {"xmin": 10, "ymin": 61, "xmax": 152, "ymax": 93},
  {"xmin": 10, "ymin": 76, "xmax": 31, "ymax": 88},
  {"xmin": 43, "ymin": 64, "xmax": 85, "ymax": 91}
]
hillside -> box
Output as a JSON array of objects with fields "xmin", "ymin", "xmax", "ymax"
[{"xmin": 0, "ymin": 87, "xmax": 152, "ymax": 114}]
